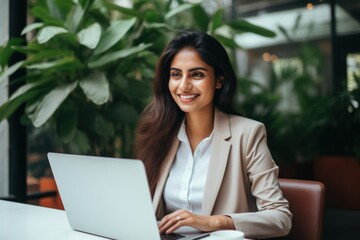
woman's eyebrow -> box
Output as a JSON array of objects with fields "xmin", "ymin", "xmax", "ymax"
[
  {"xmin": 189, "ymin": 67, "xmax": 207, "ymax": 72},
  {"xmin": 170, "ymin": 67, "xmax": 208, "ymax": 72},
  {"xmin": 170, "ymin": 67, "xmax": 181, "ymax": 71}
]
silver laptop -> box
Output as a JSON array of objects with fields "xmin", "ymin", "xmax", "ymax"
[{"xmin": 47, "ymin": 152, "xmax": 209, "ymax": 240}]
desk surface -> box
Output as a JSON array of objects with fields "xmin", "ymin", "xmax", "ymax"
[
  {"xmin": 0, "ymin": 200, "xmax": 109, "ymax": 240},
  {"xmin": 0, "ymin": 200, "xmax": 219, "ymax": 240}
]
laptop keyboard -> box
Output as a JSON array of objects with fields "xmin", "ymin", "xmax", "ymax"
[{"xmin": 160, "ymin": 233, "xmax": 185, "ymax": 240}]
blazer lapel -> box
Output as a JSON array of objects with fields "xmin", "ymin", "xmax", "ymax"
[{"xmin": 202, "ymin": 109, "xmax": 232, "ymax": 215}]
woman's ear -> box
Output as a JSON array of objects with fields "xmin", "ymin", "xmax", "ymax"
[{"xmin": 216, "ymin": 77, "xmax": 224, "ymax": 89}]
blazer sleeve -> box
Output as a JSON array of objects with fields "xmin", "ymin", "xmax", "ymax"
[{"xmin": 228, "ymin": 122, "xmax": 292, "ymax": 239}]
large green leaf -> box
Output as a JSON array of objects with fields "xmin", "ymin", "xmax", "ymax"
[
  {"xmin": 10, "ymin": 82, "xmax": 38, "ymax": 101},
  {"xmin": 25, "ymin": 49, "xmax": 73, "ymax": 65},
  {"xmin": 209, "ymin": 9, "xmax": 223, "ymax": 33},
  {"xmin": 77, "ymin": 23, "xmax": 101, "ymax": 49},
  {"xmin": 30, "ymin": 6, "xmax": 64, "ymax": 26},
  {"xmin": 50, "ymin": 0, "xmax": 75, "ymax": 20},
  {"xmin": 191, "ymin": 4, "xmax": 209, "ymax": 32},
  {"xmin": 104, "ymin": 2, "xmax": 140, "ymax": 18},
  {"xmin": 5, "ymin": 46, "xmax": 36, "ymax": 56},
  {"xmin": 25, "ymin": 95, "xmax": 43, "ymax": 116},
  {"xmin": 26, "ymin": 61, "xmax": 62, "ymax": 70},
  {"xmin": 0, "ymin": 38, "xmax": 23, "ymax": 68},
  {"xmin": 10, "ymin": 77, "xmax": 55, "ymax": 107},
  {"xmin": 21, "ymin": 23, "xmax": 44, "ymax": 35},
  {"xmin": 215, "ymin": 35, "xmax": 240, "ymax": 49},
  {"xmin": 37, "ymin": 26, "xmax": 68, "ymax": 44},
  {"xmin": 56, "ymin": 101, "xmax": 77, "ymax": 143},
  {"xmin": 165, "ymin": 3, "xmax": 194, "ymax": 19},
  {"xmin": 65, "ymin": 2, "xmax": 85, "ymax": 33},
  {"xmin": 228, "ymin": 19, "xmax": 276, "ymax": 38},
  {"xmin": 0, "ymin": 61, "xmax": 25, "ymax": 83},
  {"xmin": 30, "ymin": 81, "xmax": 78, "ymax": 127},
  {"xmin": 46, "ymin": 0, "xmax": 62, "ymax": 20},
  {"xmin": 145, "ymin": 10, "xmax": 164, "ymax": 23},
  {"xmin": 0, "ymin": 89, "xmax": 42, "ymax": 122},
  {"xmin": 26, "ymin": 56, "xmax": 81, "ymax": 70},
  {"xmin": 79, "ymin": 71, "xmax": 109, "ymax": 105},
  {"xmin": 94, "ymin": 18, "xmax": 136, "ymax": 55},
  {"xmin": 89, "ymin": 43, "xmax": 151, "ymax": 68},
  {"xmin": 95, "ymin": 114, "xmax": 115, "ymax": 139},
  {"xmin": 144, "ymin": 22, "xmax": 171, "ymax": 30},
  {"xmin": 69, "ymin": 129, "xmax": 90, "ymax": 154},
  {"xmin": 214, "ymin": 25, "xmax": 239, "ymax": 48}
]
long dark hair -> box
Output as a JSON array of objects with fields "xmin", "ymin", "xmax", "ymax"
[{"xmin": 135, "ymin": 30, "xmax": 237, "ymax": 195}]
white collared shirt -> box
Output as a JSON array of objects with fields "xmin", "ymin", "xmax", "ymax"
[{"xmin": 163, "ymin": 121, "xmax": 213, "ymax": 214}]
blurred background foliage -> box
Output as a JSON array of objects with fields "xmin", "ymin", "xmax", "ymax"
[
  {"xmin": 0, "ymin": 0, "xmax": 359, "ymax": 179},
  {"xmin": 235, "ymin": 12, "xmax": 360, "ymax": 164},
  {"xmin": 0, "ymin": 0, "xmax": 277, "ymax": 161}
]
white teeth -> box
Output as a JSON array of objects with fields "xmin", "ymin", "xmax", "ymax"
[{"xmin": 180, "ymin": 95, "xmax": 196, "ymax": 99}]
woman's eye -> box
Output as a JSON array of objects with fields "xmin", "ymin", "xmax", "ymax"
[
  {"xmin": 192, "ymin": 72, "xmax": 204, "ymax": 78},
  {"xmin": 170, "ymin": 72, "xmax": 181, "ymax": 79}
]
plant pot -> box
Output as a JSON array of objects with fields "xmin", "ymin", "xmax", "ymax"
[{"xmin": 314, "ymin": 156, "xmax": 360, "ymax": 210}]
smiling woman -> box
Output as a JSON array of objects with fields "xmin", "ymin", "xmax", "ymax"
[
  {"xmin": 168, "ymin": 48, "xmax": 220, "ymax": 118},
  {"xmin": 135, "ymin": 31, "xmax": 292, "ymax": 239}
]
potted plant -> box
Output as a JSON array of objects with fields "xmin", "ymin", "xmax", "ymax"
[{"xmin": 314, "ymin": 74, "xmax": 360, "ymax": 210}]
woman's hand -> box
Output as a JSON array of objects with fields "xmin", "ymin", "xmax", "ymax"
[{"xmin": 158, "ymin": 209, "xmax": 233, "ymax": 234}]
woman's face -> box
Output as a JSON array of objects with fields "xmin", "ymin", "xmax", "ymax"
[{"xmin": 168, "ymin": 48, "xmax": 221, "ymax": 115}]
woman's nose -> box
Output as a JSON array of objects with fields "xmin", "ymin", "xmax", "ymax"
[{"xmin": 179, "ymin": 77, "xmax": 192, "ymax": 91}]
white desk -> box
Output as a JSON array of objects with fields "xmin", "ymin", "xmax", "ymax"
[
  {"xmin": 0, "ymin": 200, "xmax": 108, "ymax": 240},
  {"xmin": 0, "ymin": 200, "xmax": 217, "ymax": 240},
  {"xmin": 0, "ymin": 200, "xmax": 254, "ymax": 240}
]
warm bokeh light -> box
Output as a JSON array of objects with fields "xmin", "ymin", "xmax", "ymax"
[
  {"xmin": 263, "ymin": 52, "xmax": 278, "ymax": 63},
  {"xmin": 307, "ymin": 3, "xmax": 314, "ymax": 10},
  {"xmin": 263, "ymin": 52, "xmax": 271, "ymax": 62},
  {"xmin": 270, "ymin": 54, "xmax": 278, "ymax": 63}
]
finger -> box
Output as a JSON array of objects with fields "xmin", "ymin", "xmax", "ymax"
[
  {"xmin": 165, "ymin": 217, "xmax": 187, "ymax": 234},
  {"xmin": 159, "ymin": 215, "xmax": 182, "ymax": 234},
  {"xmin": 158, "ymin": 210, "xmax": 193, "ymax": 233},
  {"xmin": 158, "ymin": 213, "xmax": 178, "ymax": 229},
  {"xmin": 158, "ymin": 210, "xmax": 188, "ymax": 228}
]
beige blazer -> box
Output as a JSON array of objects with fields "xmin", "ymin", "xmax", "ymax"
[{"xmin": 153, "ymin": 109, "xmax": 292, "ymax": 239}]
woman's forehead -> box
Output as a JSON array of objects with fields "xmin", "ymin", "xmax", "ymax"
[{"xmin": 171, "ymin": 48, "xmax": 212, "ymax": 70}]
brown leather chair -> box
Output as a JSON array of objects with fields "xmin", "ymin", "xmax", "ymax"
[{"xmin": 278, "ymin": 178, "xmax": 325, "ymax": 240}]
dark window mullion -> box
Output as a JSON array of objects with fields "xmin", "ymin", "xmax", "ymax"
[{"xmin": 8, "ymin": 0, "xmax": 27, "ymax": 203}]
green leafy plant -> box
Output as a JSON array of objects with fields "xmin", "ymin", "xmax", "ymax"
[
  {"xmin": 0, "ymin": 0, "xmax": 275, "ymax": 158},
  {"xmin": 232, "ymin": 13, "xmax": 334, "ymax": 165},
  {"xmin": 317, "ymin": 74, "xmax": 360, "ymax": 159},
  {"xmin": 236, "ymin": 44, "xmax": 360, "ymax": 164}
]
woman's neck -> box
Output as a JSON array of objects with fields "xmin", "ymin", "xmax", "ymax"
[{"xmin": 185, "ymin": 108, "xmax": 215, "ymax": 153}]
